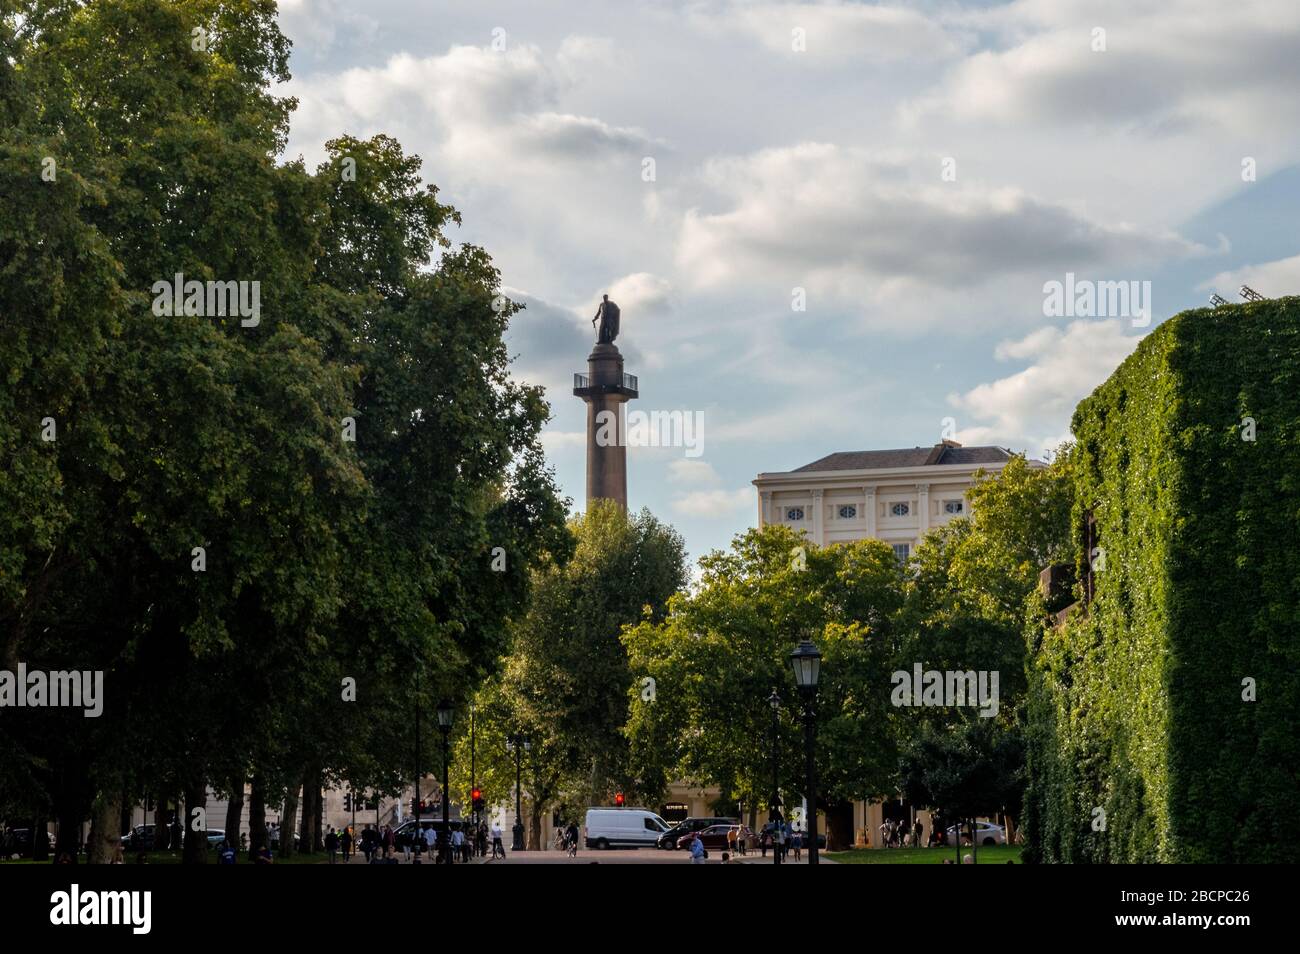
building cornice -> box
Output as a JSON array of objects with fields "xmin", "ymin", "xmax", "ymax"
[{"xmin": 752, "ymin": 459, "xmax": 1017, "ymax": 489}]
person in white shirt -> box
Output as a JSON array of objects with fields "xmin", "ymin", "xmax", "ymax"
[
  {"xmin": 424, "ymin": 825, "xmax": 436, "ymax": 862},
  {"xmin": 491, "ymin": 822, "xmax": 506, "ymax": 859}
]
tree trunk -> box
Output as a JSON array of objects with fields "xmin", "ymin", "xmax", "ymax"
[
  {"xmin": 54, "ymin": 797, "xmax": 82, "ymax": 863},
  {"xmin": 154, "ymin": 794, "xmax": 171, "ymax": 852},
  {"xmin": 248, "ymin": 775, "xmax": 267, "ymax": 859},
  {"xmin": 224, "ymin": 777, "xmax": 245, "ymax": 849},
  {"xmin": 30, "ymin": 814, "xmax": 49, "ymax": 862},
  {"xmin": 824, "ymin": 799, "xmax": 854, "ymax": 852},
  {"xmin": 182, "ymin": 779, "xmax": 208, "ymax": 864},
  {"xmin": 314, "ymin": 781, "xmax": 325, "ymax": 853},
  {"xmin": 528, "ymin": 798, "xmax": 545, "ymax": 851},
  {"xmin": 87, "ymin": 789, "xmax": 122, "ymax": 863},
  {"xmin": 280, "ymin": 783, "xmax": 300, "ymax": 859},
  {"xmin": 300, "ymin": 765, "xmax": 323, "ymax": 853}
]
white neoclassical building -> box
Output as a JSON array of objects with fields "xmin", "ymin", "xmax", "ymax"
[{"xmin": 753, "ymin": 440, "xmax": 1018, "ymax": 561}]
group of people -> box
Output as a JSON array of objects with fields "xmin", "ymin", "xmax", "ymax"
[
  {"xmin": 879, "ymin": 818, "xmax": 925, "ymax": 848},
  {"xmin": 321, "ymin": 820, "xmax": 509, "ymax": 864},
  {"xmin": 757, "ymin": 819, "xmax": 808, "ymax": 861}
]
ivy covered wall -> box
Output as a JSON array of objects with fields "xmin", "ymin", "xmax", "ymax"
[{"xmin": 1024, "ymin": 297, "xmax": 1300, "ymax": 862}]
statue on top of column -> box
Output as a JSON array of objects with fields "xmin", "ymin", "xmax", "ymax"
[{"xmin": 592, "ymin": 294, "xmax": 621, "ymax": 345}]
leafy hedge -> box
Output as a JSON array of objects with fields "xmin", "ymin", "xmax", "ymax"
[{"xmin": 1024, "ymin": 298, "xmax": 1300, "ymax": 862}]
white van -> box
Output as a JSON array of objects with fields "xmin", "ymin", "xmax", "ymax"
[{"xmin": 584, "ymin": 808, "xmax": 670, "ymax": 849}]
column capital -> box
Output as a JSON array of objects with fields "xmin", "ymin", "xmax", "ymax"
[
  {"xmin": 864, "ymin": 485, "xmax": 878, "ymax": 496},
  {"xmin": 916, "ymin": 483, "xmax": 930, "ymax": 494},
  {"xmin": 811, "ymin": 488, "xmax": 824, "ymax": 499}
]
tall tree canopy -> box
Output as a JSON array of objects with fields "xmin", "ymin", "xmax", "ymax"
[{"xmin": 0, "ymin": 0, "xmax": 565, "ymax": 861}]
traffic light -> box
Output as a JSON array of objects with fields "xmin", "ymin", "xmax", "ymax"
[
  {"xmin": 343, "ymin": 793, "xmax": 352, "ymax": 812},
  {"xmin": 471, "ymin": 788, "xmax": 484, "ymax": 812},
  {"xmin": 614, "ymin": 792, "xmax": 625, "ymax": 807}
]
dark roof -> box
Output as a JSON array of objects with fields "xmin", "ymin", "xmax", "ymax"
[{"xmin": 790, "ymin": 441, "xmax": 1013, "ymax": 474}]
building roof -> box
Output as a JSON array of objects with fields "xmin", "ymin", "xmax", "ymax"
[{"xmin": 789, "ymin": 441, "xmax": 1013, "ymax": 474}]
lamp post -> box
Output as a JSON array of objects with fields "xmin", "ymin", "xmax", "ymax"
[
  {"xmin": 436, "ymin": 700, "xmax": 454, "ymax": 865},
  {"xmin": 790, "ymin": 639, "xmax": 822, "ymax": 865},
  {"xmin": 413, "ymin": 672, "xmax": 422, "ymax": 860},
  {"xmin": 470, "ymin": 704, "xmax": 477, "ymax": 849},
  {"xmin": 507, "ymin": 733, "xmax": 530, "ymax": 851},
  {"xmin": 768, "ymin": 688, "xmax": 782, "ymax": 866}
]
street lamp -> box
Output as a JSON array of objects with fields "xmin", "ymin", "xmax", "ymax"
[
  {"xmin": 790, "ymin": 638, "xmax": 822, "ymax": 864},
  {"xmin": 507, "ymin": 733, "xmax": 531, "ymax": 851},
  {"xmin": 436, "ymin": 700, "xmax": 454, "ymax": 864},
  {"xmin": 768, "ymin": 688, "xmax": 782, "ymax": 866}
]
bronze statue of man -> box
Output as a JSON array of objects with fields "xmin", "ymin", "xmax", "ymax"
[{"xmin": 593, "ymin": 294, "xmax": 620, "ymax": 344}]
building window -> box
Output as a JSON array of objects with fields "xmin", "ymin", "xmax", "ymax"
[
  {"xmin": 891, "ymin": 543, "xmax": 911, "ymax": 562},
  {"xmin": 944, "ymin": 500, "xmax": 965, "ymax": 515},
  {"xmin": 785, "ymin": 507, "xmax": 805, "ymax": 522},
  {"xmin": 838, "ymin": 504, "xmax": 857, "ymax": 519},
  {"xmin": 890, "ymin": 502, "xmax": 910, "ymax": 518}
]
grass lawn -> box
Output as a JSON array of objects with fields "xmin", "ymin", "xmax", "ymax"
[{"xmin": 827, "ymin": 844, "xmax": 1024, "ymax": 864}]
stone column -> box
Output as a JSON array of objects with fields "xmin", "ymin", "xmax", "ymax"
[
  {"xmin": 574, "ymin": 343, "xmax": 637, "ymax": 510},
  {"xmin": 811, "ymin": 489, "xmax": 824, "ymax": 545},
  {"xmin": 759, "ymin": 491, "xmax": 772, "ymax": 528},
  {"xmin": 917, "ymin": 483, "xmax": 930, "ymax": 535},
  {"xmin": 864, "ymin": 486, "xmax": 877, "ymax": 538}
]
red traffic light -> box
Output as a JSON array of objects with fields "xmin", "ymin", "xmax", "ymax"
[
  {"xmin": 471, "ymin": 788, "xmax": 482, "ymax": 800},
  {"xmin": 614, "ymin": 792, "xmax": 625, "ymax": 806}
]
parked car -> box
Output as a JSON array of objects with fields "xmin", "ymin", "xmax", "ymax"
[
  {"xmin": 585, "ymin": 808, "xmax": 671, "ymax": 849},
  {"xmin": 946, "ymin": 821, "xmax": 1006, "ymax": 846},
  {"xmin": 657, "ymin": 816, "xmax": 739, "ymax": 849},
  {"xmin": 675, "ymin": 824, "xmax": 746, "ymax": 852},
  {"xmin": 120, "ymin": 824, "xmax": 156, "ymax": 852},
  {"xmin": 3, "ymin": 828, "xmax": 56, "ymax": 858},
  {"xmin": 204, "ymin": 829, "xmax": 227, "ymax": 848}
]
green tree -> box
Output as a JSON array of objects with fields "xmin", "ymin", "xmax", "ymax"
[
  {"xmin": 452, "ymin": 501, "xmax": 686, "ymax": 848},
  {"xmin": 623, "ymin": 525, "xmax": 905, "ymax": 848}
]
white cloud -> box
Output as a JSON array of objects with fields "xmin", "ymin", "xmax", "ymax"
[
  {"xmin": 676, "ymin": 144, "xmax": 1205, "ymax": 315},
  {"xmin": 668, "ymin": 460, "xmax": 722, "ymax": 486},
  {"xmin": 904, "ymin": 0, "xmax": 1300, "ymax": 133},
  {"xmin": 689, "ymin": 1, "xmax": 965, "ymax": 64},
  {"xmin": 948, "ymin": 319, "xmax": 1142, "ymax": 456},
  {"xmin": 671, "ymin": 486, "xmax": 753, "ymax": 517},
  {"xmin": 1200, "ymin": 254, "xmax": 1300, "ymax": 300},
  {"xmin": 539, "ymin": 430, "xmax": 586, "ymax": 451},
  {"xmin": 285, "ymin": 44, "xmax": 658, "ymax": 174}
]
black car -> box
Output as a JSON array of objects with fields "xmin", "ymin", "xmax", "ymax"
[
  {"xmin": 2, "ymin": 828, "xmax": 56, "ymax": 858},
  {"xmin": 657, "ymin": 817, "xmax": 739, "ymax": 849},
  {"xmin": 392, "ymin": 818, "xmax": 466, "ymax": 850}
]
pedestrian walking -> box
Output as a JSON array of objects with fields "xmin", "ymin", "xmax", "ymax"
[
  {"xmin": 325, "ymin": 827, "xmax": 338, "ymax": 864},
  {"xmin": 491, "ymin": 821, "xmax": 506, "ymax": 859},
  {"xmin": 339, "ymin": 826, "xmax": 352, "ymax": 863},
  {"xmin": 689, "ymin": 832, "xmax": 706, "ymax": 864}
]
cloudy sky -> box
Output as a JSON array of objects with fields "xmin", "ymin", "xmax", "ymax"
[{"xmin": 276, "ymin": 0, "xmax": 1300, "ymax": 564}]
